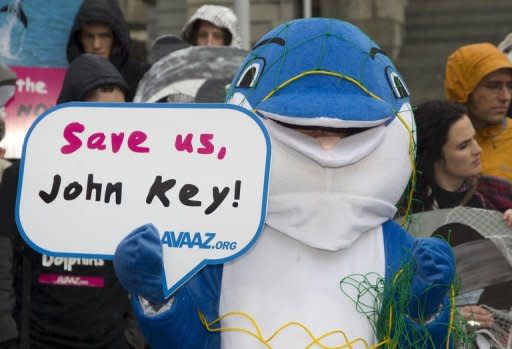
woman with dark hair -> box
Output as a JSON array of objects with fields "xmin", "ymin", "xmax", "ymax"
[
  {"xmin": 413, "ymin": 100, "xmax": 488, "ymax": 211},
  {"xmin": 412, "ymin": 99, "xmax": 512, "ymax": 336},
  {"xmin": 413, "ymin": 100, "xmax": 512, "ymax": 223}
]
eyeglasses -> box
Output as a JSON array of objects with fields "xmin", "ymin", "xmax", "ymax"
[{"xmin": 479, "ymin": 81, "xmax": 512, "ymax": 93}]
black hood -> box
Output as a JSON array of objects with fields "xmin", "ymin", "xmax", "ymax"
[
  {"xmin": 67, "ymin": 0, "xmax": 131, "ymax": 70},
  {"xmin": 57, "ymin": 54, "xmax": 130, "ymax": 104}
]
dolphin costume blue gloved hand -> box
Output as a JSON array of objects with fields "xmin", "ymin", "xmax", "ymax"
[
  {"xmin": 409, "ymin": 238, "xmax": 455, "ymax": 320},
  {"xmin": 114, "ymin": 225, "xmax": 455, "ymax": 319},
  {"xmin": 113, "ymin": 224, "xmax": 165, "ymax": 305}
]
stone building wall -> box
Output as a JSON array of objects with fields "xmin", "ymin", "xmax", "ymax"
[
  {"xmin": 146, "ymin": 0, "xmax": 298, "ymax": 48},
  {"xmin": 146, "ymin": 0, "xmax": 188, "ymax": 47},
  {"xmin": 119, "ymin": 0, "xmax": 408, "ymax": 61},
  {"xmin": 319, "ymin": 0, "xmax": 408, "ymax": 59}
]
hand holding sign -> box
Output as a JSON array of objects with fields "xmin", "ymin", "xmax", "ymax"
[
  {"xmin": 114, "ymin": 224, "xmax": 166, "ymax": 304},
  {"xmin": 17, "ymin": 103, "xmax": 271, "ymax": 298}
]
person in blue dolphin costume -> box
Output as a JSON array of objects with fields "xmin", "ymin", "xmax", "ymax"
[{"xmin": 114, "ymin": 18, "xmax": 456, "ymax": 348}]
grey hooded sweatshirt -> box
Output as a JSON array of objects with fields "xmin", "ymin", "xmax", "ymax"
[{"xmin": 181, "ymin": 5, "xmax": 242, "ymax": 48}]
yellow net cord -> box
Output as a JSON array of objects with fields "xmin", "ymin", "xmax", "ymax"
[
  {"xmin": 198, "ymin": 270, "xmax": 455, "ymax": 349},
  {"xmin": 199, "ymin": 310, "xmax": 390, "ymax": 349}
]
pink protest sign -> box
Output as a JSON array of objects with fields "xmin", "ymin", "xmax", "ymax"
[{"xmin": 2, "ymin": 66, "xmax": 67, "ymax": 158}]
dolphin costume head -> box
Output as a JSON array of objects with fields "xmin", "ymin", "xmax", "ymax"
[
  {"xmin": 227, "ymin": 18, "xmax": 415, "ymax": 250},
  {"xmin": 228, "ymin": 18, "xmax": 410, "ymax": 127}
]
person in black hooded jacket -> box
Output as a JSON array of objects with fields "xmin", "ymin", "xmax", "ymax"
[
  {"xmin": 67, "ymin": 0, "xmax": 149, "ymax": 99},
  {"xmin": 57, "ymin": 53, "xmax": 130, "ymax": 104},
  {"xmin": 0, "ymin": 54, "xmax": 144, "ymax": 349}
]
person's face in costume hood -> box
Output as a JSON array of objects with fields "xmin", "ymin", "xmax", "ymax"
[{"xmin": 228, "ymin": 18, "xmax": 415, "ymax": 225}]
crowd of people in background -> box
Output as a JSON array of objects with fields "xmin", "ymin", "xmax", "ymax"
[
  {"xmin": 0, "ymin": 1, "xmax": 240, "ymax": 348},
  {"xmin": 1, "ymin": 54, "xmax": 135, "ymax": 349},
  {"xmin": 1, "ymin": 0, "xmax": 512, "ymax": 348}
]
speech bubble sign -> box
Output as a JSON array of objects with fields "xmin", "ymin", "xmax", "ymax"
[{"xmin": 17, "ymin": 103, "xmax": 271, "ymax": 297}]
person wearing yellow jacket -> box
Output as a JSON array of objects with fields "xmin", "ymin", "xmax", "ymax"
[{"xmin": 445, "ymin": 43, "xmax": 512, "ymax": 182}]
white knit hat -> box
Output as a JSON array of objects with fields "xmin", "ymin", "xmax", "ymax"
[{"xmin": 181, "ymin": 5, "xmax": 241, "ymax": 48}]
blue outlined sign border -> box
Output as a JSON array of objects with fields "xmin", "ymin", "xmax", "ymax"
[{"xmin": 16, "ymin": 102, "xmax": 271, "ymax": 297}]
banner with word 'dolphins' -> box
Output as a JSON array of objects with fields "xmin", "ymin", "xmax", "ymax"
[{"xmin": 17, "ymin": 103, "xmax": 271, "ymax": 297}]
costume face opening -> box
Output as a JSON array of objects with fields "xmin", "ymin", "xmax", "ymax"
[{"xmin": 227, "ymin": 19, "xmax": 415, "ymax": 200}]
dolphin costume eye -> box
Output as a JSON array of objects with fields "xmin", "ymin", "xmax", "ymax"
[
  {"xmin": 386, "ymin": 67, "xmax": 410, "ymax": 99},
  {"xmin": 236, "ymin": 58, "xmax": 265, "ymax": 88}
]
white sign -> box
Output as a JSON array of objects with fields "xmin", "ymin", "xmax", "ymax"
[{"xmin": 17, "ymin": 103, "xmax": 271, "ymax": 296}]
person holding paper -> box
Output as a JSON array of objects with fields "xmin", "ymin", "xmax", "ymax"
[{"xmin": 114, "ymin": 18, "xmax": 456, "ymax": 348}]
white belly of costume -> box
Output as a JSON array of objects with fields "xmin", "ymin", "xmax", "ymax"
[{"xmin": 219, "ymin": 225, "xmax": 385, "ymax": 349}]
